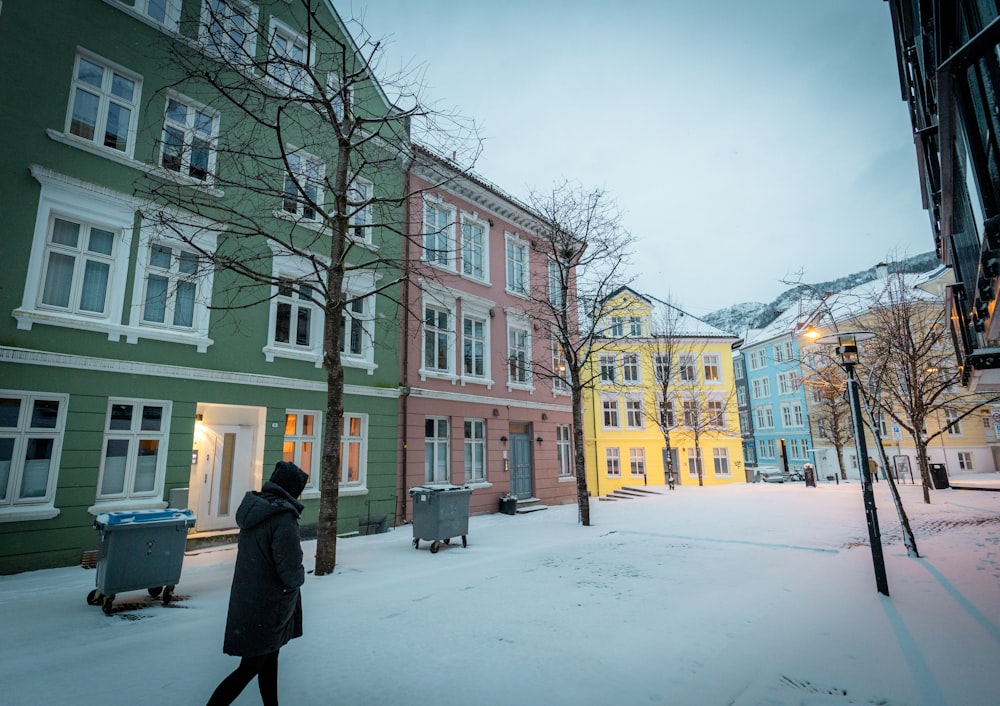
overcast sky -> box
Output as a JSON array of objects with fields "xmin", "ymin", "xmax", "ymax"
[{"xmin": 345, "ymin": 1, "xmax": 929, "ymax": 315}]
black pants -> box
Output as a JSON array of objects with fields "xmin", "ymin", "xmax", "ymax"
[{"xmin": 207, "ymin": 650, "xmax": 280, "ymax": 706}]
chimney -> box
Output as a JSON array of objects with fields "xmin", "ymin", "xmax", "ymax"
[{"xmin": 875, "ymin": 262, "xmax": 889, "ymax": 280}]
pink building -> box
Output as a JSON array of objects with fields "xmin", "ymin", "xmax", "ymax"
[{"xmin": 400, "ymin": 147, "xmax": 577, "ymax": 518}]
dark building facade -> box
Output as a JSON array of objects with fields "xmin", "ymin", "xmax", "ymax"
[{"xmin": 885, "ymin": 1, "xmax": 1000, "ymax": 390}]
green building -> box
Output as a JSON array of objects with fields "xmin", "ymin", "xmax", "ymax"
[{"xmin": 0, "ymin": 0, "xmax": 405, "ymax": 573}]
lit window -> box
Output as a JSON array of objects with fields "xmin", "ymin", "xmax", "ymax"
[{"xmin": 283, "ymin": 410, "xmax": 319, "ymax": 493}]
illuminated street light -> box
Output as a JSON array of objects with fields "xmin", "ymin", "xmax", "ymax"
[{"xmin": 814, "ymin": 331, "xmax": 890, "ymax": 596}]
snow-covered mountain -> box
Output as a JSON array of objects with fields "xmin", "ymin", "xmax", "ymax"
[{"xmin": 702, "ymin": 252, "xmax": 941, "ymax": 335}]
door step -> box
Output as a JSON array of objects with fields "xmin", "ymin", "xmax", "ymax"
[{"xmin": 515, "ymin": 497, "xmax": 549, "ymax": 513}]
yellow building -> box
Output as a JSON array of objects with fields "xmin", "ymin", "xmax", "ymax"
[{"xmin": 583, "ymin": 288, "xmax": 745, "ymax": 495}]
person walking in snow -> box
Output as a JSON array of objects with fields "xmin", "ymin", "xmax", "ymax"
[
  {"xmin": 207, "ymin": 461, "xmax": 309, "ymax": 706},
  {"xmin": 867, "ymin": 456, "xmax": 880, "ymax": 484}
]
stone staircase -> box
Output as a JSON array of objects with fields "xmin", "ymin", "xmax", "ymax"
[
  {"xmin": 515, "ymin": 497, "xmax": 549, "ymax": 513},
  {"xmin": 599, "ymin": 486, "xmax": 666, "ymax": 502}
]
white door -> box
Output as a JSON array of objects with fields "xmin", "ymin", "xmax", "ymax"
[{"xmin": 196, "ymin": 425, "xmax": 254, "ymax": 532}]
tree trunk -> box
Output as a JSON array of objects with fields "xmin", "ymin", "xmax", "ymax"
[
  {"xmin": 572, "ymin": 387, "xmax": 591, "ymax": 525},
  {"xmin": 314, "ymin": 303, "xmax": 345, "ymax": 575},
  {"xmin": 913, "ymin": 435, "xmax": 932, "ymax": 504}
]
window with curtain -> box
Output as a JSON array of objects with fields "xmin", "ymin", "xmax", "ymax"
[{"xmin": 142, "ymin": 243, "xmax": 199, "ymax": 329}]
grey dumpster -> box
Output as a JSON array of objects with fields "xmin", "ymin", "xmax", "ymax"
[
  {"xmin": 409, "ymin": 485, "xmax": 472, "ymax": 553},
  {"xmin": 87, "ymin": 509, "xmax": 195, "ymax": 615}
]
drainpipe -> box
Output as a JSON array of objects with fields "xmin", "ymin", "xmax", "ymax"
[{"xmin": 399, "ymin": 149, "xmax": 414, "ymax": 524}]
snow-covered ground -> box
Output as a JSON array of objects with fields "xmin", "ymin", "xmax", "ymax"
[{"xmin": 2, "ymin": 477, "xmax": 999, "ymax": 705}]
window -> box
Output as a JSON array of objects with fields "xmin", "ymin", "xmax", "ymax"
[
  {"xmin": 283, "ymin": 410, "xmax": 319, "ymax": 494},
  {"xmin": 622, "ymin": 353, "xmax": 640, "ymax": 384},
  {"xmin": 282, "ymin": 150, "xmax": 324, "ymax": 221},
  {"xmin": 132, "ymin": 0, "xmax": 182, "ymax": 29},
  {"xmin": 66, "ymin": 51, "xmax": 140, "ymax": 155},
  {"xmin": 599, "ymin": 353, "xmax": 617, "ymax": 383},
  {"xmin": 424, "ymin": 304, "xmax": 452, "ymax": 373},
  {"xmin": 461, "ymin": 215, "xmax": 487, "ymax": 281},
  {"xmin": 659, "ymin": 398, "xmax": 675, "ymax": 428},
  {"xmin": 273, "ymin": 278, "xmax": 316, "ymax": 351},
  {"xmin": 773, "ymin": 344, "xmax": 784, "ymax": 363},
  {"xmin": 625, "ymin": 398, "xmax": 644, "ymax": 429},
  {"xmin": 507, "ymin": 323, "xmax": 531, "ymax": 385},
  {"xmin": 683, "ymin": 399, "xmax": 698, "ymax": 427},
  {"xmin": 160, "ymin": 94, "xmax": 218, "ymax": 182},
  {"xmin": 141, "ymin": 243, "xmax": 200, "ymax": 330},
  {"xmin": 628, "ymin": 316, "xmax": 643, "ymax": 337},
  {"xmin": 737, "ymin": 386, "xmax": 747, "ymax": 406},
  {"xmin": 0, "ymin": 392, "xmax": 68, "ymax": 519},
  {"xmin": 340, "ymin": 414, "xmax": 366, "ymax": 487},
  {"xmin": 781, "ymin": 403, "xmax": 793, "ymax": 427},
  {"xmin": 327, "ymin": 72, "xmax": 352, "ymax": 122},
  {"xmin": 556, "ymin": 425, "xmax": 572, "ymax": 477},
  {"xmin": 748, "ymin": 350, "xmax": 764, "ymax": 370},
  {"xmin": 713, "ymin": 447, "xmax": 730, "ymax": 475},
  {"xmin": 751, "ymin": 377, "xmax": 770, "ymax": 399},
  {"xmin": 792, "ymin": 403, "xmax": 804, "ymax": 427},
  {"xmin": 464, "ymin": 420, "xmax": 486, "ymax": 483},
  {"xmin": 739, "ymin": 411, "xmax": 750, "ymax": 434},
  {"xmin": 423, "ymin": 199, "xmax": 454, "ymax": 268},
  {"xmin": 202, "ymin": 0, "xmax": 257, "ymax": 64},
  {"xmin": 552, "ymin": 340, "xmax": 570, "ymax": 393},
  {"xmin": 679, "ymin": 354, "xmax": 697, "ymax": 383},
  {"xmin": 958, "ymin": 451, "xmax": 974, "ymax": 470},
  {"xmin": 610, "ymin": 317, "xmax": 624, "ymax": 338},
  {"xmin": 602, "ymin": 397, "xmax": 620, "ymax": 429},
  {"xmin": 945, "ymin": 409, "xmax": 963, "ymax": 436},
  {"xmin": 703, "ymin": 353, "xmax": 720, "ymax": 382},
  {"xmin": 548, "ymin": 261, "xmax": 563, "ymax": 308},
  {"xmin": 505, "ymin": 234, "xmax": 528, "ymax": 295},
  {"xmin": 629, "ymin": 447, "xmax": 646, "ymax": 477},
  {"xmin": 348, "ymin": 178, "xmax": 372, "ymax": 242},
  {"xmin": 606, "ymin": 447, "xmax": 621, "ymax": 477},
  {"xmin": 268, "ymin": 19, "xmax": 312, "ymax": 96},
  {"xmin": 817, "ymin": 419, "xmax": 830, "ymax": 439},
  {"xmin": 760, "ymin": 438, "xmax": 775, "ymax": 459},
  {"xmin": 38, "ymin": 215, "xmax": 116, "ymax": 317},
  {"xmin": 462, "ymin": 316, "xmax": 487, "ymax": 379},
  {"xmin": 425, "ymin": 417, "xmax": 449, "ymax": 483},
  {"xmin": 755, "ymin": 406, "xmax": 774, "ymax": 429},
  {"xmin": 687, "ymin": 447, "xmax": 702, "ymax": 477},
  {"xmin": 778, "ymin": 372, "xmax": 795, "ymax": 395},
  {"xmin": 654, "ymin": 353, "xmax": 670, "ymax": 383},
  {"xmin": 96, "ymin": 399, "xmax": 171, "ymax": 504},
  {"xmin": 707, "ymin": 399, "xmax": 725, "ymax": 427},
  {"xmin": 341, "ymin": 295, "xmax": 368, "ymax": 357},
  {"xmin": 734, "ymin": 359, "xmax": 745, "ymax": 379},
  {"xmin": 784, "ymin": 341, "xmax": 794, "ymax": 361}
]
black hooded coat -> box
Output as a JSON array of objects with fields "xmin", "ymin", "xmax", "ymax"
[{"xmin": 222, "ymin": 463, "xmax": 307, "ymax": 657}]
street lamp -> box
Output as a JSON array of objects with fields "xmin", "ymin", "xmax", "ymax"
[{"xmin": 814, "ymin": 331, "xmax": 890, "ymax": 596}]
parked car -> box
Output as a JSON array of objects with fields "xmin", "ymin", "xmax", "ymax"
[{"xmin": 757, "ymin": 466, "xmax": 785, "ymax": 483}]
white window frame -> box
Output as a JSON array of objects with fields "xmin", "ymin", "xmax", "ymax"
[
  {"xmin": 159, "ymin": 91, "xmax": 220, "ymax": 184},
  {"xmin": 622, "ymin": 352, "xmax": 640, "ymax": 385},
  {"xmin": 65, "ymin": 50, "xmax": 142, "ymax": 158},
  {"xmin": 751, "ymin": 377, "xmax": 771, "ymax": 399},
  {"xmin": 93, "ymin": 398, "xmax": 172, "ymax": 511},
  {"xmin": 552, "ymin": 339, "xmax": 570, "ymax": 394},
  {"xmin": 654, "ymin": 353, "xmax": 670, "ymax": 383},
  {"xmin": 326, "ymin": 72, "xmax": 353, "ymax": 122},
  {"xmin": 957, "ymin": 451, "xmax": 974, "ymax": 470},
  {"xmin": 606, "ymin": 447, "xmax": 621, "ymax": 477},
  {"xmin": 267, "ymin": 17, "xmax": 314, "ymax": 97},
  {"xmin": 707, "ymin": 398, "xmax": 725, "ymax": 428},
  {"xmin": 505, "ymin": 232, "xmax": 529, "ymax": 296},
  {"xmin": 703, "ymin": 353, "xmax": 721, "ymax": 383},
  {"xmin": 659, "ymin": 397, "xmax": 676, "ymax": 428},
  {"xmin": 602, "ymin": 396, "xmax": 620, "ymax": 430},
  {"xmin": 283, "ymin": 409, "xmax": 321, "ymax": 496},
  {"xmin": 945, "ymin": 409, "xmax": 963, "ymax": 436},
  {"xmin": 629, "ymin": 447, "xmax": 646, "ymax": 477},
  {"xmin": 713, "ymin": 447, "xmax": 730, "ymax": 476},
  {"xmin": 423, "ymin": 301, "xmax": 455, "ymax": 378},
  {"xmin": 134, "ymin": 0, "xmax": 183, "ymax": 30},
  {"xmin": 423, "ymin": 196, "xmax": 455, "ymax": 269},
  {"xmin": 340, "ymin": 269, "xmax": 379, "ymax": 373},
  {"xmin": 506, "ymin": 317, "xmax": 532, "ymax": 389},
  {"xmin": 0, "ymin": 391, "xmax": 69, "ymax": 521},
  {"xmin": 339, "ymin": 413, "xmax": 368, "ymax": 492},
  {"xmin": 424, "ymin": 417, "xmax": 450, "ymax": 484},
  {"xmin": 599, "ymin": 353, "xmax": 618, "ymax": 384},
  {"xmin": 682, "ymin": 399, "xmax": 698, "ymax": 427},
  {"xmin": 460, "ymin": 212, "xmax": 489, "ymax": 282},
  {"xmin": 200, "ymin": 0, "xmax": 259, "ymax": 65},
  {"xmin": 348, "ymin": 177, "xmax": 373, "ymax": 244},
  {"xmin": 678, "ymin": 354, "xmax": 697, "ymax": 383},
  {"xmin": 464, "ymin": 419, "xmax": 486, "ymax": 484},
  {"xmin": 281, "ymin": 147, "xmax": 325, "ymax": 222},
  {"xmin": 628, "ymin": 316, "xmax": 643, "ymax": 337},
  {"xmin": 556, "ymin": 425, "xmax": 572, "ymax": 477},
  {"xmin": 625, "ymin": 396, "xmax": 644, "ymax": 429},
  {"xmin": 461, "ymin": 312, "xmax": 490, "ymax": 384},
  {"xmin": 548, "ymin": 260, "xmax": 564, "ymax": 309},
  {"xmin": 263, "ymin": 246, "xmax": 325, "ymax": 366}
]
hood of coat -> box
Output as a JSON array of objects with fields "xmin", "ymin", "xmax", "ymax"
[{"xmin": 236, "ymin": 484, "xmax": 304, "ymax": 530}]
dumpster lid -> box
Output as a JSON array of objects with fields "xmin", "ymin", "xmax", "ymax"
[
  {"xmin": 409, "ymin": 484, "xmax": 470, "ymax": 495},
  {"xmin": 95, "ymin": 509, "xmax": 196, "ymax": 527}
]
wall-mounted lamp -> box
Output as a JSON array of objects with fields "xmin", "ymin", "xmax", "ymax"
[
  {"xmin": 541, "ymin": 413, "xmax": 548, "ymax": 421},
  {"xmin": 500, "ymin": 435, "xmax": 508, "ymax": 446},
  {"xmin": 536, "ymin": 436, "xmax": 543, "ymax": 445},
  {"xmin": 195, "ymin": 413, "xmax": 204, "ymax": 422},
  {"xmin": 492, "ymin": 408, "xmax": 500, "ymax": 417}
]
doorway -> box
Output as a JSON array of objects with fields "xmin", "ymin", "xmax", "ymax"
[
  {"xmin": 192, "ymin": 423, "xmax": 256, "ymax": 532},
  {"xmin": 509, "ymin": 423, "xmax": 533, "ymax": 499}
]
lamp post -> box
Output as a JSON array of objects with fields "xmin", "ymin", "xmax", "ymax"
[{"xmin": 815, "ymin": 331, "xmax": 890, "ymax": 596}]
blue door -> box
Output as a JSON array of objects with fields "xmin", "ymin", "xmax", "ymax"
[{"xmin": 511, "ymin": 433, "xmax": 533, "ymax": 499}]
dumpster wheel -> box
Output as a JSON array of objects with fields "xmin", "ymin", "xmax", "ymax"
[
  {"xmin": 430, "ymin": 541, "xmax": 441, "ymax": 553},
  {"xmin": 412, "ymin": 538, "xmax": 419, "ymax": 550},
  {"xmin": 162, "ymin": 585, "xmax": 175, "ymax": 605},
  {"xmin": 86, "ymin": 589, "xmax": 102, "ymax": 606},
  {"xmin": 148, "ymin": 586, "xmax": 163, "ymax": 598},
  {"xmin": 101, "ymin": 594, "xmax": 116, "ymax": 616},
  {"xmin": 462, "ymin": 535, "xmax": 467, "ymax": 548}
]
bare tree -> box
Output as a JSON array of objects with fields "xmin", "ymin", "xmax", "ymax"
[
  {"xmin": 800, "ymin": 345, "xmax": 853, "ymax": 480},
  {"xmin": 861, "ymin": 271, "xmax": 1000, "ymax": 504},
  {"xmin": 133, "ymin": 0, "xmax": 477, "ymax": 574},
  {"xmin": 522, "ymin": 181, "xmax": 635, "ymax": 526}
]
